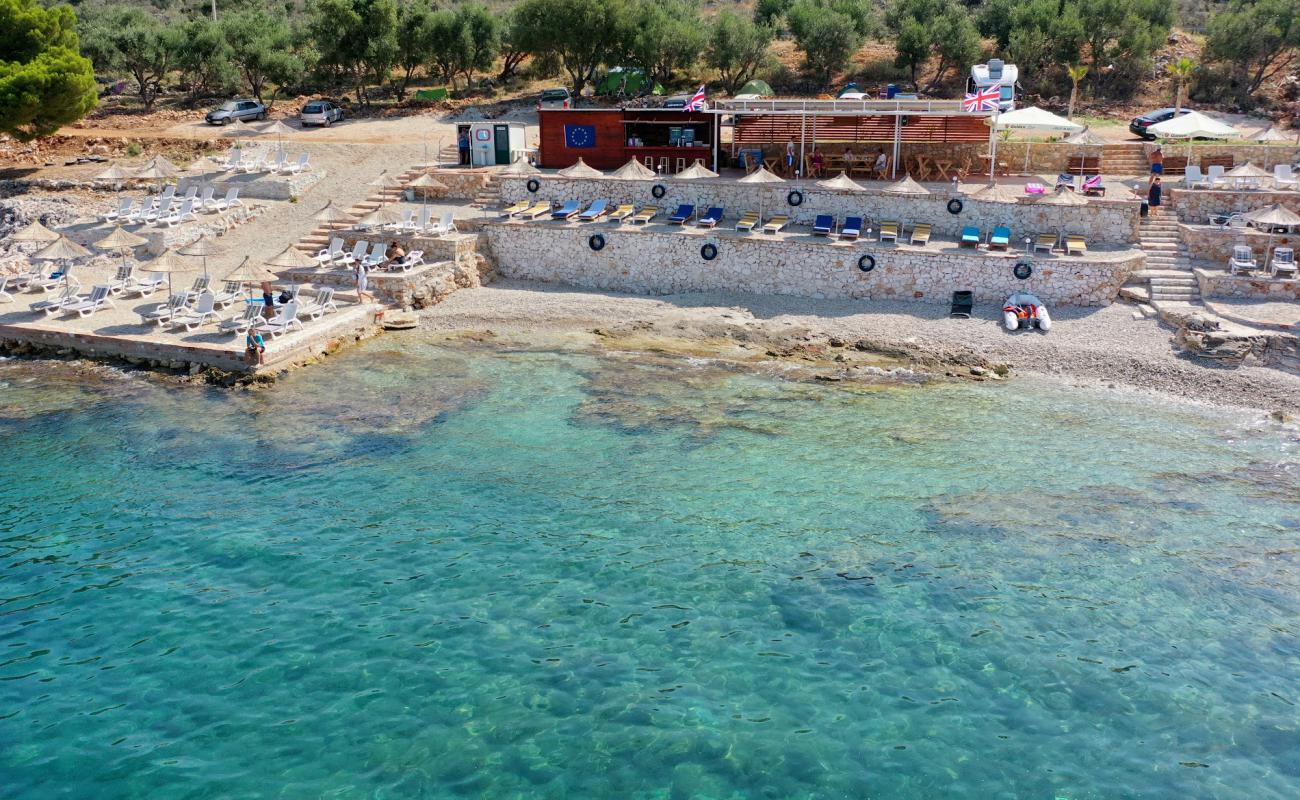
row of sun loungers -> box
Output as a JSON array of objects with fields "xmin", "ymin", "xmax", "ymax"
[
  {"xmin": 502, "ymin": 199, "xmax": 1091, "ymax": 254},
  {"xmin": 355, "ymin": 207, "xmax": 455, "ymax": 237},
  {"xmin": 218, "ymin": 150, "xmax": 311, "ymax": 176},
  {"xmin": 314, "ymin": 238, "xmax": 426, "ymax": 271},
  {"xmin": 102, "ymin": 185, "xmax": 243, "ymax": 226}
]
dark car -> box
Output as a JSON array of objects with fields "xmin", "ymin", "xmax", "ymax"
[
  {"xmin": 1130, "ymin": 108, "xmax": 1190, "ymax": 140},
  {"xmin": 206, "ymin": 99, "xmax": 267, "ymax": 125},
  {"xmin": 300, "ymin": 100, "xmax": 344, "ymax": 127}
]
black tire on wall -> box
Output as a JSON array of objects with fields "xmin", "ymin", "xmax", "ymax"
[
  {"xmin": 947, "ymin": 198, "xmax": 963, "ymax": 215},
  {"xmin": 858, "ymin": 254, "xmax": 876, "ymax": 272},
  {"xmin": 652, "ymin": 184, "xmax": 667, "ymax": 199},
  {"xmin": 589, "ymin": 233, "xmax": 606, "ymax": 251},
  {"xmin": 526, "ymin": 178, "xmax": 540, "ymax": 193},
  {"xmin": 787, "ymin": 189, "xmax": 804, "ymax": 207},
  {"xmin": 1013, "ymin": 261, "xmax": 1033, "ymax": 280},
  {"xmin": 701, "ymin": 243, "xmax": 718, "ymax": 261}
]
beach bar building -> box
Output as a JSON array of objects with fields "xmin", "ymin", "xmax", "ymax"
[
  {"xmin": 538, "ymin": 108, "xmax": 720, "ymax": 172},
  {"xmin": 538, "ymin": 99, "xmax": 995, "ymax": 177}
]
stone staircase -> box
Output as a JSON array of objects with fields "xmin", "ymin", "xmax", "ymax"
[
  {"xmin": 472, "ymin": 173, "xmax": 502, "ymax": 208},
  {"xmin": 293, "ymin": 166, "xmax": 426, "ymax": 255},
  {"xmin": 1100, "ymin": 143, "xmax": 1149, "ymax": 177},
  {"xmin": 1122, "ymin": 211, "xmax": 1201, "ymax": 304}
]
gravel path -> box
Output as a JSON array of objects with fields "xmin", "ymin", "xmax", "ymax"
[{"xmin": 421, "ymin": 279, "xmax": 1300, "ymax": 413}]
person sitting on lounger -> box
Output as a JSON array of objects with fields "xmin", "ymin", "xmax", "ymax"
[{"xmin": 385, "ymin": 242, "xmax": 406, "ymax": 269}]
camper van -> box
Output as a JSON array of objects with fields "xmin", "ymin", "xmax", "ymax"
[{"xmin": 969, "ymin": 60, "xmax": 1018, "ymax": 112}]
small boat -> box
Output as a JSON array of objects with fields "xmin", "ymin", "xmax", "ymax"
[{"xmin": 1003, "ymin": 292, "xmax": 1051, "ymax": 332}]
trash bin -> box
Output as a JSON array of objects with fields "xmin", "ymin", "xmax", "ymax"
[
  {"xmin": 886, "ymin": 84, "xmax": 898, "ymax": 99},
  {"xmin": 1140, "ymin": 200, "xmax": 1149, "ymax": 218}
]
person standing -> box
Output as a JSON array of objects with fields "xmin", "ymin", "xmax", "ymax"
[
  {"xmin": 355, "ymin": 259, "xmax": 371, "ymax": 302},
  {"xmin": 260, "ymin": 281, "xmax": 276, "ymax": 320},
  {"xmin": 458, "ymin": 130, "xmax": 471, "ymax": 166},
  {"xmin": 1150, "ymin": 146, "xmax": 1163, "ymax": 176},
  {"xmin": 1148, "ymin": 176, "xmax": 1162, "ymax": 212},
  {"xmin": 785, "ymin": 138, "xmax": 796, "ymax": 177}
]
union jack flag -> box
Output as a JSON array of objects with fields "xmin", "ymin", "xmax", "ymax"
[
  {"xmin": 685, "ymin": 85, "xmax": 707, "ymax": 111},
  {"xmin": 963, "ymin": 87, "xmax": 1000, "ymax": 112}
]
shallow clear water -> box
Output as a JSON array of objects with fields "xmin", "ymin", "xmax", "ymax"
[{"xmin": 1, "ymin": 341, "xmax": 1297, "ymax": 799}]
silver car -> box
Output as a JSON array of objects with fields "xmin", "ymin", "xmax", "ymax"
[
  {"xmin": 300, "ymin": 100, "xmax": 344, "ymax": 127},
  {"xmin": 205, "ymin": 99, "xmax": 266, "ymax": 125}
]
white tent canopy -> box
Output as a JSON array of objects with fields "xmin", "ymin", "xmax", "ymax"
[
  {"xmin": 994, "ymin": 107, "xmax": 1083, "ymax": 133},
  {"xmin": 1148, "ymin": 111, "xmax": 1237, "ymax": 139}
]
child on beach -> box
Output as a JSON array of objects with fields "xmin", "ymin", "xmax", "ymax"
[{"xmin": 245, "ymin": 328, "xmax": 265, "ymax": 366}]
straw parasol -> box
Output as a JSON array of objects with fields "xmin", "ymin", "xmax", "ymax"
[
  {"xmin": 133, "ymin": 155, "xmax": 180, "ymax": 180},
  {"xmin": 222, "ymin": 255, "xmax": 280, "ymax": 286},
  {"xmin": 178, "ymin": 234, "xmax": 228, "ymax": 277},
  {"xmin": 35, "ymin": 235, "xmax": 92, "ymax": 288},
  {"xmin": 673, "ymin": 162, "xmax": 719, "ymax": 180},
  {"xmin": 408, "ymin": 172, "xmax": 448, "ymax": 204},
  {"xmin": 257, "ymin": 119, "xmax": 298, "ymax": 150},
  {"xmin": 93, "ymin": 163, "xmax": 135, "ymax": 193},
  {"xmin": 313, "ymin": 200, "xmax": 356, "ymax": 228},
  {"xmin": 11, "ymin": 220, "xmax": 62, "ymax": 244},
  {"xmin": 139, "ymin": 248, "xmax": 198, "ymax": 296},
  {"xmin": 882, "ymin": 175, "xmax": 930, "ymax": 195},
  {"xmin": 816, "ymin": 171, "xmax": 867, "ymax": 192},
  {"xmin": 1243, "ymin": 203, "xmax": 1300, "ymax": 255},
  {"xmin": 967, "ymin": 182, "xmax": 1021, "ymax": 203},
  {"xmin": 498, "ymin": 159, "xmax": 541, "ymax": 176},
  {"xmin": 221, "ymin": 119, "xmax": 267, "ymax": 139},
  {"xmin": 1062, "ymin": 128, "xmax": 1107, "ymax": 146},
  {"xmin": 609, "ymin": 158, "xmax": 656, "ymax": 180},
  {"xmin": 558, "ymin": 158, "xmax": 604, "ymax": 179},
  {"xmin": 1226, "ymin": 162, "xmax": 1272, "ymax": 178},
  {"xmin": 265, "ymin": 244, "xmax": 318, "ymax": 271},
  {"xmin": 1251, "ymin": 126, "xmax": 1293, "ymax": 143},
  {"xmin": 356, "ymin": 205, "xmax": 404, "ymax": 229},
  {"xmin": 95, "ymin": 226, "xmax": 148, "ymax": 272},
  {"xmin": 1033, "ymin": 187, "xmax": 1089, "ymax": 206},
  {"xmin": 369, "ymin": 171, "xmax": 402, "ymax": 206},
  {"xmin": 738, "ymin": 165, "xmax": 786, "ymax": 184}
]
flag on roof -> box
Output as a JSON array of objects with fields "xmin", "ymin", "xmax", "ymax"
[
  {"xmin": 963, "ymin": 87, "xmax": 1000, "ymax": 112},
  {"xmin": 685, "ymin": 85, "xmax": 707, "ymax": 111}
]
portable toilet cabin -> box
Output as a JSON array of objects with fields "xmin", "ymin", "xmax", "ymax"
[
  {"xmin": 969, "ymin": 59, "xmax": 1018, "ymax": 112},
  {"xmin": 468, "ymin": 121, "xmax": 528, "ymax": 166}
]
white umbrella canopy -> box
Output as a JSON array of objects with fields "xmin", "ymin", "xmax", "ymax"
[
  {"xmin": 11, "ymin": 220, "xmax": 62, "ymax": 243},
  {"xmin": 674, "ymin": 162, "xmax": 719, "ymax": 180},
  {"xmin": 994, "ymin": 107, "xmax": 1084, "ymax": 133},
  {"xmin": 257, "ymin": 119, "xmax": 298, "ymax": 149},
  {"xmin": 220, "ymin": 119, "xmax": 268, "ymax": 139},
  {"xmin": 816, "ymin": 171, "xmax": 867, "ymax": 192},
  {"xmin": 609, "ymin": 158, "xmax": 657, "ymax": 180},
  {"xmin": 1061, "ymin": 127, "xmax": 1107, "ymax": 146},
  {"xmin": 882, "ymin": 175, "xmax": 930, "ymax": 195},
  {"xmin": 1148, "ymin": 111, "xmax": 1237, "ymax": 139},
  {"xmin": 738, "ymin": 165, "xmax": 786, "ymax": 184},
  {"xmin": 557, "ymin": 158, "xmax": 604, "ymax": 179}
]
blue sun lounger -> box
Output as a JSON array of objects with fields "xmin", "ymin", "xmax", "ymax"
[
  {"xmin": 989, "ymin": 225, "xmax": 1011, "ymax": 249},
  {"xmin": 960, "ymin": 226, "xmax": 981, "ymax": 247},
  {"xmin": 840, "ymin": 216, "xmax": 862, "ymax": 240},
  {"xmin": 551, "ymin": 200, "xmax": 581, "ymax": 220},
  {"xmin": 668, "ymin": 204, "xmax": 694, "ymax": 224},
  {"xmin": 578, "ymin": 199, "xmax": 609, "ymax": 221},
  {"xmin": 696, "ymin": 207, "xmax": 724, "ymax": 228},
  {"xmin": 812, "ymin": 214, "xmax": 834, "ymax": 236}
]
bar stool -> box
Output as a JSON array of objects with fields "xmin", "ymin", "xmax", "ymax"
[
  {"xmin": 657, "ymin": 156, "xmax": 671, "ymax": 174},
  {"xmin": 675, "ymin": 157, "xmax": 687, "ymax": 173},
  {"xmin": 643, "ymin": 156, "xmax": 655, "ymax": 172}
]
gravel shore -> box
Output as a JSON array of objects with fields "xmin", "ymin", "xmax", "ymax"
[{"xmin": 421, "ymin": 279, "xmax": 1300, "ymax": 414}]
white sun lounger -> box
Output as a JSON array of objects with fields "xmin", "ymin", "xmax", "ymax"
[
  {"xmin": 31, "ymin": 285, "xmax": 80, "ymax": 315},
  {"xmin": 426, "ymin": 211, "xmax": 455, "ymax": 236},
  {"xmin": 315, "ymin": 237, "xmax": 346, "ymax": 266},
  {"xmin": 140, "ymin": 294, "xmax": 188, "ymax": 325},
  {"xmin": 218, "ymin": 304, "xmax": 266, "ymax": 335},
  {"xmin": 299, "ymin": 287, "xmax": 338, "ymax": 320},
  {"xmin": 102, "ymin": 197, "xmax": 133, "ymax": 223},
  {"xmin": 264, "ymin": 300, "xmax": 303, "ymax": 337},
  {"xmin": 0, "ymin": 277, "xmax": 12, "ymax": 303},
  {"xmin": 283, "ymin": 153, "xmax": 310, "ymax": 175},
  {"xmin": 63, "ymin": 284, "xmax": 114, "ymax": 317},
  {"xmin": 213, "ymin": 188, "xmax": 242, "ymax": 213},
  {"xmin": 123, "ymin": 272, "xmax": 166, "ymax": 297},
  {"xmin": 211, "ymin": 280, "xmax": 247, "ymax": 309},
  {"xmin": 170, "ymin": 291, "xmax": 218, "ymax": 331}
]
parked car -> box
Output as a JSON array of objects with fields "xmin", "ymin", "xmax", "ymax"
[
  {"xmin": 538, "ymin": 88, "xmax": 571, "ymax": 109},
  {"xmin": 1130, "ymin": 108, "xmax": 1190, "ymax": 139},
  {"xmin": 300, "ymin": 100, "xmax": 344, "ymax": 127},
  {"xmin": 205, "ymin": 99, "xmax": 267, "ymax": 125}
]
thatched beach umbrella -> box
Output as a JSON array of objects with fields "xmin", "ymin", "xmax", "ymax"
[
  {"xmin": 1249, "ymin": 127, "xmax": 1295, "ymax": 168},
  {"xmin": 369, "ymin": 171, "xmax": 402, "ymax": 207},
  {"xmin": 264, "ymin": 244, "xmax": 318, "ymax": 291},
  {"xmin": 95, "ymin": 226, "xmax": 148, "ymax": 272},
  {"xmin": 737, "ymin": 164, "xmax": 787, "ymax": 220},
  {"xmin": 498, "ymin": 159, "xmax": 540, "ymax": 177},
  {"xmin": 673, "ymin": 162, "xmax": 719, "ymax": 180},
  {"xmin": 967, "ymin": 182, "xmax": 1021, "ymax": 203},
  {"xmin": 1224, "ymin": 162, "xmax": 1273, "ymax": 188},
  {"xmin": 140, "ymin": 247, "xmax": 198, "ymax": 296},
  {"xmin": 313, "ymin": 200, "xmax": 355, "ymax": 229},
  {"xmin": 35, "ymin": 235, "xmax": 92, "ymax": 288},
  {"xmin": 133, "ymin": 156, "xmax": 180, "ymax": 180},
  {"xmin": 220, "ymin": 119, "xmax": 267, "ymax": 139},
  {"xmin": 1034, "ymin": 187, "xmax": 1089, "ymax": 206},
  {"xmin": 257, "ymin": 119, "xmax": 298, "ymax": 151},
  {"xmin": 408, "ymin": 172, "xmax": 448, "ymax": 204},
  {"xmin": 11, "ymin": 220, "xmax": 62, "ymax": 244},
  {"xmin": 558, "ymin": 158, "xmax": 604, "ymax": 179},
  {"xmin": 177, "ymin": 234, "xmax": 228, "ymax": 277},
  {"xmin": 222, "ymin": 255, "xmax": 280, "ymax": 286},
  {"xmin": 356, "ymin": 205, "xmax": 404, "ymax": 230},
  {"xmin": 817, "ymin": 171, "xmax": 867, "ymax": 192},
  {"xmin": 609, "ymin": 158, "xmax": 656, "ymax": 180},
  {"xmin": 93, "ymin": 163, "xmax": 135, "ymax": 193},
  {"xmin": 1243, "ymin": 203, "xmax": 1300, "ymax": 255},
  {"xmin": 883, "ymin": 175, "xmax": 930, "ymax": 195}
]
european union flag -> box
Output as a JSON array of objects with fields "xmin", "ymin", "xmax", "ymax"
[{"xmin": 565, "ymin": 124, "xmax": 596, "ymax": 149}]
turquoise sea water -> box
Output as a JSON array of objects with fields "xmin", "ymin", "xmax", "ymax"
[{"xmin": 1, "ymin": 340, "xmax": 1297, "ymax": 799}]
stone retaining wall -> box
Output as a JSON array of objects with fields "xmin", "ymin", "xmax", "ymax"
[
  {"xmin": 484, "ymin": 223, "xmax": 1140, "ymax": 306},
  {"xmin": 1194, "ymin": 267, "xmax": 1300, "ymax": 300},
  {"xmin": 1180, "ymin": 223, "xmax": 1300, "ymax": 267},
  {"xmin": 289, "ymin": 256, "xmax": 490, "ymax": 310},
  {"xmin": 1169, "ymin": 188, "xmax": 1300, "ymax": 224},
  {"xmin": 498, "ymin": 176, "xmax": 1140, "ymax": 247},
  {"xmin": 206, "ymin": 169, "xmax": 324, "ymax": 201},
  {"xmin": 408, "ymin": 169, "xmax": 490, "ymax": 200}
]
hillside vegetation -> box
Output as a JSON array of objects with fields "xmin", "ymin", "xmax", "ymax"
[{"xmin": 5, "ymin": 0, "xmax": 1300, "ymax": 136}]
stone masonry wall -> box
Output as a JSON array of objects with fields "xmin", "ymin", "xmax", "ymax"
[
  {"xmin": 1169, "ymin": 188, "xmax": 1300, "ymax": 224},
  {"xmin": 498, "ymin": 176, "xmax": 1140, "ymax": 247},
  {"xmin": 484, "ymin": 223, "xmax": 1140, "ymax": 306},
  {"xmin": 1180, "ymin": 223, "xmax": 1300, "ymax": 266},
  {"xmin": 1194, "ymin": 268, "xmax": 1300, "ymax": 300}
]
